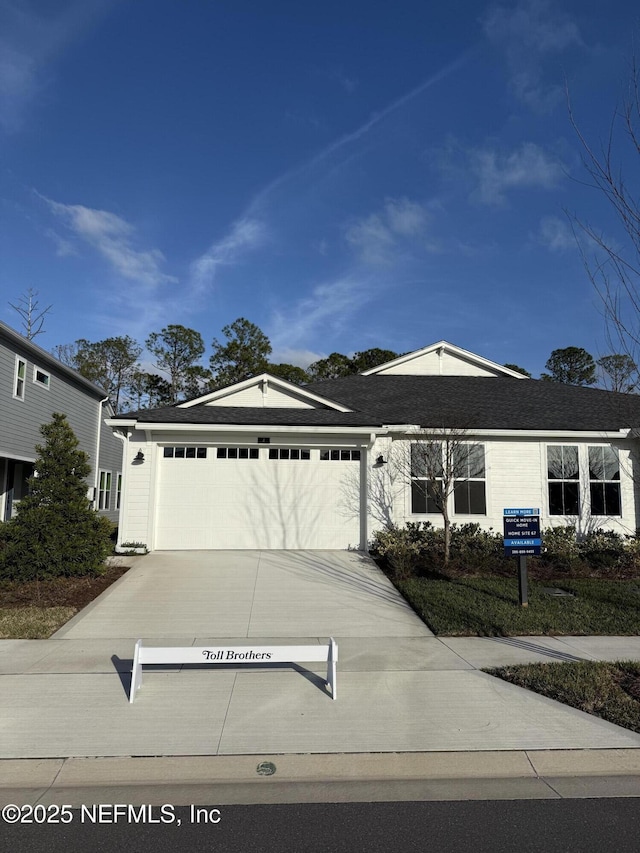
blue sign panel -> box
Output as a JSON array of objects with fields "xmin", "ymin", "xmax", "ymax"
[{"xmin": 503, "ymin": 508, "xmax": 542, "ymax": 557}]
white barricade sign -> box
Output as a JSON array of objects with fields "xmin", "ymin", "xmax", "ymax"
[{"xmin": 129, "ymin": 639, "xmax": 338, "ymax": 702}]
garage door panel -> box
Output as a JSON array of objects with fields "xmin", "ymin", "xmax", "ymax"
[{"xmin": 155, "ymin": 453, "xmax": 361, "ymax": 549}]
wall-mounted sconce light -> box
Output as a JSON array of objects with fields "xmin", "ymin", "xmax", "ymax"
[
  {"xmin": 134, "ymin": 450, "xmax": 145, "ymax": 463},
  {"xmin": 376, "ymin": 455, "xmax": 387, "ymax": 465}
]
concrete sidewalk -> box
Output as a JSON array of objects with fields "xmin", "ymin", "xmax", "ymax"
[
  {"xmin": 2, "ymin": 633, "xmax": 640, "ymax": 759},
  {"xmin": 1, "ymin": 551, "xmax": 640, "ymax": 802}
]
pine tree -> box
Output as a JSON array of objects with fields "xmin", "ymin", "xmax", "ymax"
[{"xmin": 0, "ymin": 413, "xmax": 112, "ymax": 579}]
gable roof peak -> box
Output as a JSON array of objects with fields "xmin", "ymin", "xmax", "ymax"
[
  {"xmin": 361, "ymin": 340, "xmax": 528, "ymax": 379},
  {"xmin": 177, "ymin": 372, "xmax": 353, "ymax": 412}
]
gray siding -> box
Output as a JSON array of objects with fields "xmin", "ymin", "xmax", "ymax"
[
  {"xmin": 0, "ymin": 326, "xmax": 121, "ymax": 525},
  {"xmin": 0, "ymin": 334, "xmax": 99, "ymax": 464},
  {"xmin": 98, "ymin": 413, "xmax": 124, "ymax": 524}
]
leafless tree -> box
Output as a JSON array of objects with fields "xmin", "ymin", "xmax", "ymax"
[
  {"xmin": 9, "ymin": 288, "xmax": 52, "ymax": 340},
  {"xmin": 567, "ymin": 56, "xmax": 640, "ymax": 386},
  {"xmin": 392, "ymin": 428, "xmax": 485, "ymax": 566}
]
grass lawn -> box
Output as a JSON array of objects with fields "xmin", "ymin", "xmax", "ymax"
[
  {"xmin": 486, "ymin": 660, "xmax": 640, "ymax": 734},
  {"xmin": 394, "ymin": 575, "xmax": 640, "ymax": 636},
  {"xmin": 0, "ymin": 563, "xmax": 130, "ymax": 639}
]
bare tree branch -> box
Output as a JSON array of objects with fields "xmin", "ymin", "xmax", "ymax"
[{"xmin": 9, "ymin": 288, "xmax": 53, "ymax": 340}]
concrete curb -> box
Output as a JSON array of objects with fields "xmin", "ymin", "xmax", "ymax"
[{"xmin": 2, "ymin": 750, "xmax": 640, "ymax": 805}]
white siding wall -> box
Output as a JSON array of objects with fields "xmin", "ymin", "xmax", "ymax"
[
  {"xmin": 118, "ymin": 430, "xmax": 154, "ymax": 548},
  {"xmin": 118, "ymin": 429, "xmax": 640, "ymax": 551},
  {"xmin": 368, "ymin": 436, "xmax": 639, "ymax": 540},
  {"xmin": 378, "ymin": 350, "xmax": 503, "ymax": 376},
  {"xmin": 206, "ymin": 383, "xmax": 317, "ymax": 408}
]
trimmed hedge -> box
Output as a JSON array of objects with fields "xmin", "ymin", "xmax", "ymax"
[{"xmin": 371, "ymin": 522, "xmax": 640, "ymax": 580}]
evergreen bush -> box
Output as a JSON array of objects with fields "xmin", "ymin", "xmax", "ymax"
[
  {"xmin": 370, "ymin": 521, "xmax": 640, "ymax": 579},
  {"xmin": 0, "ymin": 413, "xmax": 113, "ymax": 580}
]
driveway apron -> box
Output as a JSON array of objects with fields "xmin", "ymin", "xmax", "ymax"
[{"xmin": 2, "ymin": 551, "xmax": 640, "ymax": 758}]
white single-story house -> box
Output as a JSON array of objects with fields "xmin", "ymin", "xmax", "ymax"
[{"xmin": 108, "ymin": 341, "xmax": 640, "ymax": 551}]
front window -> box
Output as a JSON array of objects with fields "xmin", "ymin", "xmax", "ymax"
[
  {"xmin": 410, "ymin": 441, "xmax": 443, "ymax": 513},
  {"xmin": 410, "ymin": 441, "xmax": 486, "ymax": 515},
  {"xmin": 98, "ymin": 471, "xmax": 112, "ymax": 510},
  {"xmin": 453, "ymin": 444, "xmax": 486, "ymax": 514},
  {"xmin": 589, "ymin": 446, "xmax": 621, "ymax": 516},
  {"xmin": 547, "ymin": 445, "xmax": 580, "ymax": 515}
]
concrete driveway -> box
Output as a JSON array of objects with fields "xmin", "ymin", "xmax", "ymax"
[
  {"xmin": 53, "ymin": 550, "xmax": 431, "ymax": 640},
  {"xmin": 2, "ymin": 550, "xmax": 640, "ymax": 759}
]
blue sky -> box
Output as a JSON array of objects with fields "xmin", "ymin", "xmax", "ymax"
[{"xmin": 1, "ymin": 0, "xmax": 638, "ymax": 378}]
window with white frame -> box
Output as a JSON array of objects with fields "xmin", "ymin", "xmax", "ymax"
[
  {"xmin": 589, "ymin": 446, "xmax": 621, "ymax": 516},
  {"xmin": 410, "ymin": 441, "xmax": 443, "ymax": 513},
  {"xmin": 547, "ymin": 445, "xmax": 580, "ymax": 515},
  {"xmin": 115, "ymin": 473, "xmax": 122, "ymax": 510},
  {"xmin": 411, "ymin": 441, "xmax": 486, "ymax": 515},
  {"xmin": 13, "ymin": 357, "xmax": 26, "ymax": 400},
  {"xmin": 98, "ymin": 471, "xmax": 112, "ymax": 510},
  {"xmin": 453, "ymin": 444, "xmax": 486, "ymax": 514},
  {"xmin": 33, "ymin": 366, "xmax": 50, "ymax": 388}
]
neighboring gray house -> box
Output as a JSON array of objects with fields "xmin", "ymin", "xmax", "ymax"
[{"xmin": 0, "ymin": 320, "xmax": 123, "ymax": 525}]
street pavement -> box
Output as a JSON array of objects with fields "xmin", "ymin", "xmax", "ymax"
[{"xmin": 1, "ymin": 550, "xmax": 640, "ymax": 803}]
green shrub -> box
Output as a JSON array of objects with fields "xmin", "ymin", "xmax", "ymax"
[
  {"xmin": 370, "ymin": 526, "xmax": 423, "ymax": 579},
  {"xmin": 448, "ymin": 524, "xmax": 509, "ymax": 574},
  {"xmin": 580, "ymin": 529, "xmax": 627, "ymax": 570},
  {"xmin": 371, "ymin": 521, "xmax": 640, "ymax": 579},
  {"xmin": 0, "ymin": 414, "xmax": 113, "ymax": 581},
  {"xmin": 537, "ymin": 525, "xmax": 581, "ymax": 572}
]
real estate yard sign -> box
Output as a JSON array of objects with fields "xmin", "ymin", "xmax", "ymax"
[
  {"xmin": 503, "ymin": 508, "xmax": 541, "ymax": 608},
  {"xmin": 503, "ymin": 508, "xmax": 541, "ymax": 556}
]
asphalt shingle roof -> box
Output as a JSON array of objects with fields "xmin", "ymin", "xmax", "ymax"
[
  {"xmin": 116, "ymin": 375, "xmax": 640, "ymax": 432},
  {"xmin": 305, "ymin": 375, "xmax": 640, "ymax": 431}
]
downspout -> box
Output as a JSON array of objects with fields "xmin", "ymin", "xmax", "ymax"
[
  {"xmin": 111, "ymin": 429, "xmax": 128, "ymax": 547},
  {"xmin": 94, "ymin": 397, "xmax": 110, "ymax": 507}
]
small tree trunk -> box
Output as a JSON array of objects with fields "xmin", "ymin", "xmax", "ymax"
[{"xmin": 443, "ymin": 508, "xmax": 451, "ymax": 566}]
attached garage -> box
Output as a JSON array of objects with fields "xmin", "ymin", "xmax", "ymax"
[{"xmin": 154, "ymin": 444, "xmax": 364, "ymax": 550}]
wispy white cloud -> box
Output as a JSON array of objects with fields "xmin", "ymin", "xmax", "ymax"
[
  {"xmin": 537, "ymin": 215, "xmax": 576, "ymax": 251},
  {"xmin": 269, "ymin": 347, "xmax": 324, "ymax": 369},
  {"xmin": 269, "ymin": 276, "xmax": 372, "ymax": 354},
  {"xmin": 482, "ymin": 0, "xmax": 583, "ymax": 113},
  {"xmin": 469, "ymin": 142, "xmax": 564, "ymax": 205},
  {"xmin": 249, "ymin": 52, "xmax": 472, "ymax": 215},
  {"xmin": 44, "ymin": 227, "xmax": 78, "ymax": 257},
  {"xmin": 345, "ymin": 197, "xmax": 432, "ymax": 265},
  {"xmin": 41, "ymin": 194, "xmax": 176, "ymax": 286},
  {"xmin": 189, "ymin": 217, "xmax": 267, "ymax": 295}
]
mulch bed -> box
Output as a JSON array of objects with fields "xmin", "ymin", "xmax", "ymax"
[{"xmin": 0, "ymin": 564, "xmax": 130, "ymax": 609}]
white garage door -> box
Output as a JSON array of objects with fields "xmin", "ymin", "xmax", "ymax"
[{"xmin": 154, "ymin": 445, "xmax": 363, "ymax": 549}]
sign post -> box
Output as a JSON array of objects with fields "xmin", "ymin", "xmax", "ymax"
[{"xmin": 503, "ymin": 508, "xmax": 541, "ymax": 608}]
